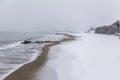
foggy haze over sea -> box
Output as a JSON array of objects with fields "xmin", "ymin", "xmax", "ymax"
[{"xmin": 0, "ymin": 0, "xmax": 120, "ymax": 32}]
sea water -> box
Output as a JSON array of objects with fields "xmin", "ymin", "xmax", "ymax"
[
  {"xmin": 0, "ymin": 32, "xmax": 48, "ymax": 80},
  {"xmin": 0, "ymin": 31, "xmax": 66, "ymax": 80}
]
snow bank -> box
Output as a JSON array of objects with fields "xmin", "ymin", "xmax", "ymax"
[{"xmin": 38, "ymin": 32, "xmax": 120, "ymax": 80}]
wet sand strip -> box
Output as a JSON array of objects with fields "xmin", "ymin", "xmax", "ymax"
[{"xmin": 4, "ymin": 33, "xmax": 76, "ymax": 80}]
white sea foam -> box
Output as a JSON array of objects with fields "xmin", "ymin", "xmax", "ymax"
[
  {"xmin": 33, "ymin": 34, "xmax": 66, "ymax": 42},
  {"xmin": 0, "ymin": 33, "xmax": 66, "ymax": 80},
  {"xmin": 0, "ymin": 49, "xmax": 41, "ymax": 80},
  {"xmin": 0, "ymin": 41, "xmax": 22, "ymax": 51}
]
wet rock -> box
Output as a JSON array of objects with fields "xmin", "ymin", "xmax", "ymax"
[
  {"xmin": 22, "ymin": 40, "xmax": 32, "ymax": 44},
  {"xmin": 35, "ymin": 41, "xmax": 53, "ymax": 44},
  {"xmin": 44, "ymin": 41, "xmax": 53, "ymax": 43},
  {"xmin": 35, "ymin": 41, "xmax": 41, "ymax": 44}
]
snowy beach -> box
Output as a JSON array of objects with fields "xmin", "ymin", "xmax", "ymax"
[
  {"xmin": 37, "ymin": 32, "xmax": 120, "ymax": 80},
  {"xmin": 0, "ymin": 0, "xmax": 120, "ymax": 80},
  {"xmin": 1, "ymin": 32, "xmax": 120, "ymax": 80}
]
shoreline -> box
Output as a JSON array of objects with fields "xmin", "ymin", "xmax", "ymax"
[{"xmin": 4, "ymin": 33, "xmax": 76, "ymax": 80}]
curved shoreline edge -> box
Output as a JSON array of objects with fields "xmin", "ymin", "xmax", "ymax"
[{"xmin": 4, "ymin": 33, "xmax": 76, "ymax": 80}]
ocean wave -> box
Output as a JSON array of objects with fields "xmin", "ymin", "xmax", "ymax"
[
  {"xmin": 0, "ymin": 49, "xmax": 41, "ymax": 80},
  {"xmin": 0, "ymin": 41, "xmax": 22, "ymax": 51},
  {"xmin": 0, "ymin": 33, "xmax": 66, "ymax": 80}
]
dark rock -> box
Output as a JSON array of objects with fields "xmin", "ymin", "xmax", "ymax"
[
  {"xmin": 22, "ymin": 40, "xmax": 32, "ymax": 44},
  {"xmin": 44, "ymin": 41, "xmax": 53, "ymax": 43},
  {"xmin": 35, "ymin": 41, "xmax": 41, "ymax": 44},
  {"xmin": 34, "ymin": 41, "xmax": 53, "ymax": 44},
  {"xmin": 95, "ymin": 20, "xmax": 120, "ymax": 34},
  {"xmin": 95, "ymin": 26, "xmax": 109, "ymax": 34},
  {"xmin": 35, "ymin": 41, "xmax": 44, "ymax": 44}
]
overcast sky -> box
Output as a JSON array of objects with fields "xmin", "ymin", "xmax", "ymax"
[{"xmin": 0, "ymin": 0, "xmax": 120, "ymax": 32}]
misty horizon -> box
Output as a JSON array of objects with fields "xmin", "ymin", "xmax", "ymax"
[{"xmin": 0, "ymin": 0, "xmax": 120, "ymax": 32}]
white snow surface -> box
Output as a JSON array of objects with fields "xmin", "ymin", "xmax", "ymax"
[{"xmin": 38, "ymin": 33, "xmax": 120, "ymax": 80}]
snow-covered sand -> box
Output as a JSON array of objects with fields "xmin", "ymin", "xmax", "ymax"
[{"xmin": 37, "ymin": 32, "xmax": 120, "ymax": 80}]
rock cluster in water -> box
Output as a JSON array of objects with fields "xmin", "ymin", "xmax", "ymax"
[
  {"xmin": 22, "ymin": 40, "xmax": 32, "ymax": 44},
  {"xmin": 21, "ymin": 40, "xmax": 54, "ymax": 44},
  {"xmin": 95, "ymin": 20, "xmax": 120, "ymax": 34}
]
